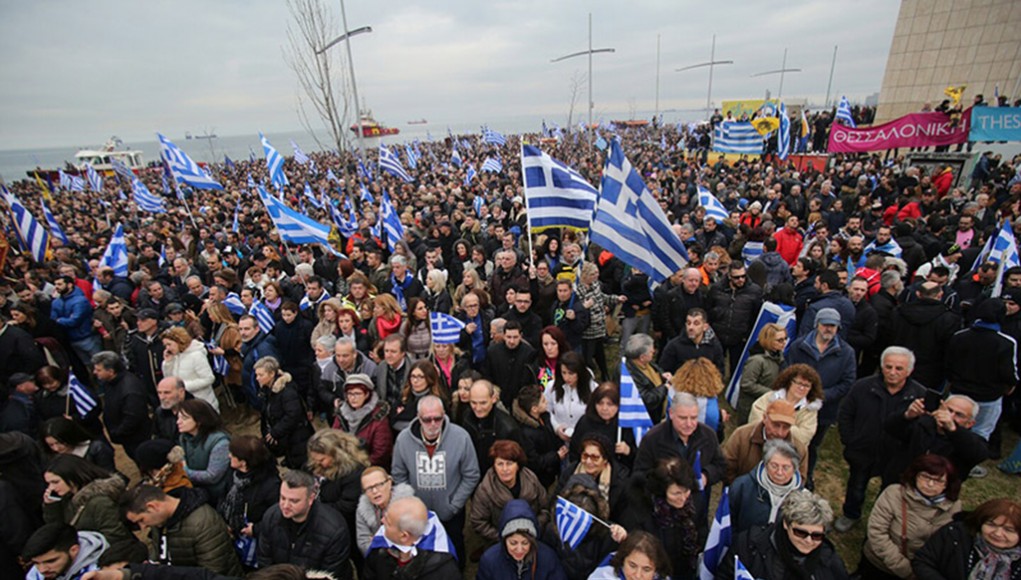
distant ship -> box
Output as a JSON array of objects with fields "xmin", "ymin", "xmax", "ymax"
[
  {"xmin": 350, "ymin": 111, "xmax": 400, "ymax": 137},
  {"xmin": 407, "ymin": 119, "xmax": 428, "ymax": 125},
  {"xmin": 185, "ymin": 131, "xmax": 217, "ymax": 140},
  {"xmin": 29, "ymin": 137, "xmax": 144, "ymax": 179}
]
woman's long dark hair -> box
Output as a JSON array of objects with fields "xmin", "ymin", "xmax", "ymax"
[
  {"xmin": 553, "ymin": 350, "xmax": 592, "ymax": 404},
  {"xmin": 177, "ymin": 399, "xmax": 224, "ymax": 443},
  {"xmin": 45, "ymin": 454, "xmax": 113, "ymax": 492}
]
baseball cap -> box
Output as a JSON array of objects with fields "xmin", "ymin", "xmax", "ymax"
[
  {"xmin": 815, "ymin": 307, "xmax": 841, "ymax": 326},
  {"xmin": 765, "ymin": 399, "xmax": 797, "ymax": 425},
  {"xmin": 137, "ymin": 308, "xmax": 160, "ymax": 321}
]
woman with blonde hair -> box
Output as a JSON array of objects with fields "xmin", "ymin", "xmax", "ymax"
[
  {"xmin": 307, "ymin": 429, "xmax": 370, "ymax": 563},
  {"xmin": 310, "ymin": 297, "xmax": 344, "ymax": 348},
  {"xmin": 736, "ymin": 322, "xmax": 787, "ymax": 425},
  {"xmin": 367, "ymin": 293, "xmax": 403, "ymax": 346},
  {"xmin": 161, "ymin": 326, "xmax": 219, "ymax": 411},
  {"xmin": 206, "ymin": 302, "xmax": 242, "ymax": 399},
  {"xmin": 453, "ymin": 267, "xmax": 489, "ymax": 314},
  {"xmin": 671, "ymin": 357, "xmax": 728, "ymax": 438},
  {"xmin": 423, "ymin": 269, "xmax": 452, "ymax": 314}
]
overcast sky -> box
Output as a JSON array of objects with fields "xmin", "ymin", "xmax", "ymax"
[{"xmin": 0, "ymin": 0, "xmax": 901, "ymax": 150}]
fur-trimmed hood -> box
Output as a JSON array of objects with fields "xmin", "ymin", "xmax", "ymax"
[
  {"xmin": 511, "ymin": 398, "xmax": 540, "ymax": 429},
  {"xmin": 269, "ymin": 371, "xmax": 294, "ymax": 394},
  {"xmin": 72, "ymin": 473, "xmax": 127, "ymax": 512}
]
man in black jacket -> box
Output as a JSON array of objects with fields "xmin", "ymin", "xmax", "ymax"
[
  {"xmin": 154, "ymin": 377, "xmax": 188, "ymax": 441},
  {"xmin": 846, "ymin": 276, "xmax": 878, "ymax": 374},
  {"xmin": 123, "ymin": 308, "xmax": 165, "ymax": 406},
  {"xmin": 658, "ymin": 308, "xmax": 725, "ymax": 376},
  {"xmin": 458, "ymin": 379, "xmax": 522, "ymax": 473},
  {"xmin": 258, "ymin": 470, "xmax": 352, "ymax": 580},
  {"xmin": 707, "ymin": 262, "xmax": 763, "ymax": 375},
  {"xmin": 362, "ymin": 496, "xmax": 459, "ymax": 580},
  {"xmin": 889, "ymin": 281, "xmax": 961, "ymax": 390},
  {"xmin": 652, "ymin": 268, "xmax": 706, "ymax": 347},
  {"xmin": 482, "ymin": 321, "xmax": 537, "ymax": 408},
  {"xmin": 92, "ymin": 351, "xmax": 151, "ymax": 461},
  {"xmin": 502, "ymin": 288, "xmax": 543, "ymax": 350}
]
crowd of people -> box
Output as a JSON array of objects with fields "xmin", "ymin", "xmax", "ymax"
[{"xmin": 1, "ymin": 117, "xmax": 1020, "ymax": 580}]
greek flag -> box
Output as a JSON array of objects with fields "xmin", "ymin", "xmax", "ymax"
[
  {"xmin": 725, "ymin": 302, "xmax": 797, "ymax": 407},
  {"xmin": 59, "ymin": 170, "xmax": 85, "ymax": 192},
  {"xmin": 555, "ymin": 497, "xmax": 593, "ymax": 550},
  {"xmin": 430, "ymin": 312, "xmax": 466, "ymax": 344},
  {"xmin": 988, "ymin": 220, "xmax": 1020, "ymax": 298},
  {"xmin": 260, "ymin": 133, "xmax": 289, "ymax": 189},
  {"xmin": 110, "ymin": 157, "xmax": 134, "ymax": 180},
  {"xmin": 84, "ymin": 163, "xmax": 104, "ymax": 192},
  {"xmin": 5, "ymin": 192, "xmax": 50, "ymax": 263},
  {"xmin": 590, "ymin": 139, "xmax": 689, "ymax": 284},
  {"xmin": 223, "ymin": 292, "xmax": 247, "ymax": 316},
  {"xmin": 250, "ymin": 300, "xmax": 275, "ymax": 334},
  {"xmin": 482, "ymin": 126, "xmax": 507, "ymax": 146},
  {"xmin": 99, "ymin": 223, "xmax": 129, "ymax": 277},
  {"xmin": 473, "ymin": 195, "xmax": 485, "ymax": 217},
  {"xmin": 68, "ymin": 371, "xmax": 98, "ymax": 417},
  {"xmin": 257, "ymin": 185, "xmax": 331, "ymax": 246},
  {"xmin": 378, "ymin": 145, "xmax": 414, "ymax": 182},
  {"xmin": 404, "ymin": 144, "xmax": 418, "ymax": 170},
  {"xmin": 329, "ymin": 199, "xmax": 358, "ymax": 237},
  {"xmin": 232, "ymin": 204, "xmax": 240, "ymax": 232},
  {"xmin": 131, "ymin": 177, "xmax": 166, "ymax": 213},
  {"xmin": 358, "ymin": 159, "xmax": 373, "ymax": 182},
  {"xmin": 618, "ymin": 358, "xmax": 654, "ymax": 444},
  {"xmin": 291, "ymin": 140, "xmax": 311, "ymax": 164},
  {"xmin": 735, "ymin": 556, "xmax": 755, "ymax": 580},
  {"xmin": 697, "ymin": 185, "xmax": 730, "ymax": 222},
  {"xmin": 451, "ymin": 146, "xmax": 462, "ymax": 167},
  {"xmin": 520, "ymin": 144, "xmax": 598, "ymax": 231},
  {"xmin": 360, "ymin": 185, "xmax": 374, "ymax": 205},
  {"xmin": 327, "ymin": 168, "xmax": 339, "ymax": 182},
  {"xmin": 713, "ymin": 122, "xmax": 763, "ymax": 154},
  {"xmin": 204, "ymin": 341, "xmax": 230, "ymax": 376},
  {"xmin": 464, "ymin": 165, "xmax": 477, "ymax": 186},
  {"xmin": 863, "ymin": 238, "xmax": 903, "ymax": 259},
  {"xmin": 380, "ymin": 191, "xmax": 405, "ymax": 253},
  {"xmin": 694, "ymin": 450, "xmax": 704, "ymax": 491},
  {"xmin": 697, "ymin": 486, "xmax": 731, "ymax": 580},
  {"xmin": 836, "ymin": 96, "xmax": 856, "ymax": 128},
  {"xmin": 368, "ymin": 511, "xmax": 456, "ymax": 559},
  {"xmin": 300, "ymin": 289, "xmax": 330, "ymax": 312},
  {"xmin": 303, "ymin": 183, "xmax": 324, "ymax": 209},
  {"xmin": 742, "ymin": 240, "xmax": 764, "ymax": 265},
  {"xmin": 40, "ymin": 198, "xmax": 68, "ymax": 244},
  {"xmin": 594, "ymin": 134, "xmax": 608, "ymax": 151},
  {"xmin": 778, "ymin": 102, "xmax": 791, "ymax": 160},
  {"xmin": 158, "ymin": 133, "xmax": 224, "ymax": 190},
  {"xmin": 481, "ymin": 157, "xmax": 503, "ymax": 173}
]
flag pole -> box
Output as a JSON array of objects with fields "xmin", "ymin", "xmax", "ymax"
[
  {"xmin": 558, "ymin": 496, "xmax": 613, "ymax": 529},
  {"xmin": 65, "ymin": 389, "xmax": 71, "ymax": 417}
]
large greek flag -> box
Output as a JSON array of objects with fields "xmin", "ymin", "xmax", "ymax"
[
  {"xmin": 713, "ymin": 122, "xmax": 763, "ymax": 154},
  {"xmin": 380, "ymin": 191, "xmax": 405, "ymax": 252},
  {"xmin": 555, "ymin": 497, "xmax": 593, "ymax": 550},
  {"xmin": 131, "ymin": 177, "xmax": 166, "ymax": 213},
  {"xmin": 4, "ymin": 192, "xmax": 50, "ymax": 263},
  {"xmin": 697, "ymin": 185, "xmax": 730, "ymax": 222},
  {"xmin": 257, "ymin": 185, "xmax": 331, "ymax": 246},
  {"xmin": 724, "ymin": 302, "xmax": 797, "ymax": 407},
  {"xmin": 40, "ymin": 198, "xmax": 68, "ymax": 244},
  {"xmin": 378, "ymin": 145, "xmax": 414, "ymax": 182},
  {"xmin": 99, "ymin": 224, "xmax": 129, "ymax": 277},
  {"xmin": 698, "ymin": 486, "xmax": 731, "ymax": 580},
  {"xmin": 430, "ymin": 312, "xmax": 466, "ymax": 344},
  {"xmin": 84, "ymin": 163, "xmax": 104, "ymax": 192},
  {"xmin": 618, "ymin": 358, "xmax": 654, "ymax": 444},
  {"xmin": 836, "ymin": 96, "xmax": 856, "ymax": 128},
  {"xmin": 158, "ymin": 133, "xmax": 224, "ymax": 190},
  {"xmin": 522, "ymin": 145, "xmax": 600, "ymax": 230},
  {"xmin": 778, "ymin": 102, "xmax": 791, "ymax": 160},
  {"xmin": 260, "ymin": 133, "xmax": 289, "ymax": 189},
  {"xmin": 303, "ymin": 183, "xmax": 323, "ymax": 209},
  {"xmin": 590, "ymin": 139, "xmax": 689, "ymax": 284}
]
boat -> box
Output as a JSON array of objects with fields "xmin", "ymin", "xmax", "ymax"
[
  {"xmin": 27, "ymin": 137, "xmax": 145, "ymax": 179},
  {"xmin": 407, "ymin": 119, "xmax": 428, "ymax": 125},
  {"xmin": 350, "ymin": 111, "xmax": 400, "ymax": 138}
]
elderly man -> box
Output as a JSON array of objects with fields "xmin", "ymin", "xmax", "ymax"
[
  {"xmin": 624, "ymin": 333, "xmax": 670, "ymax": 422},
  {"xmin": 362, "ymin": 496, "xmax": 459, "ymax": 579},
  {"xmin": 489, "ymin": 250, "xmax": 528, "ymax": 309},
  {"xmin": 372, "ymin": 334, "xmax": 413, "ymax": 410},
  {"xmin": 382, "ymin": 256, "xmax": 423, "ymax": 312},
  {"xmin": 154, "ymin": 377, "xmax": 188, "ymax": 441},
  {"xmin": 885, "ymin": 393, "xmax": 990, "ymax": 484},
  {"xmin": 652, "ymin": 267, "xmax": 706, "ymax": 348},
  {"xmin": 392, "ymin": 395, "xmax": 479, "ymax": 567},
  {"xmin": 459, "ymin": 379, "xmax": 522, "ymax": 472},
  {"xmin": 722, "ymin": 399, "xmax": 809, "ymax": 483},
  {"xmin": 835, "ymin": 346, "xmax": 929, "ymax": 532},
  {"xmin": 315, "ymin": 336, "xmax": 377, "ymax": 414}
]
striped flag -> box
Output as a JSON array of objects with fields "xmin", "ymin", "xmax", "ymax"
[
  {"xmin": 618, "ymin": 358, "xmax": 654, "ymax": 444},
  {"xmin": 205, "ymin": 341, "xmax": 230, "ymax": 376},
  {"xmin": 4, "ymin": 191, "xmax": 50, "ymax": 263},
  {"xmin": 482, "ymin": 127, "xmax": 507, "ymax": 146},
  {"xmin": 329, "ymin": 199, "xmax": 358, "ymax": 237},
  {"xmin": 110, "ymin": 157, "xmax": 134, "ymax": 180},
  {"xmin": 451, "ymin": 146, "xmax": 462, "ymax": 167},
  {"xmin": 481, "ymin": 157, "xmax": 503, "ymax": 173},
  {"xmin": 404, "ymin": 145, "xmax": 418, "ymax": 170},
  {"xmin": 464, "ymin": 165, "xmax": 477, "ymax": 186},
  {"xmin": 555, "ymin": 497, "xmax": 593, "ymax": 550},
  {"xmin": 473, "ymin": 195, "xmax": 485, "ymax": 217},
  {"xmin": 59, "ymin": 170, "xmax": 85, "ymax": 192},
  {"xmin": 430, "ymin": 312, "xmax": 466, "ymax": 344},
  {"xmin": 379, "ymin": 191, "xmax": 405, "ymax": 253},
  {"xmin": 326, "ymin": 168, "xmax": 339, "ymax": 182},
  {"xmin": 836, "ymin": 96, "xmax": 856, "ymax": 128},
  {"xmin": 260, "ymin": 133, "xmax": 290, "ymax": 189},
  {"xmin": 131, "ymin": 177, "xmax": 166, "ymax": 213},
  {"xmin": 303, "ymin": 183, "xmax": 323, "ymax": 209},
  {"xmin": 778, "ymin": 102, "xmax": 791, "ymax": 160},
  {"xmin": 360, "ymin": 185, "xmax": 374, "ymax": 205},
  {"xmin": 697, "ymin": 185, "xmax": 730, "ymax": 222},
  {"xmin": 40, "ymin": 198, "xmax": 68, "ymax": 244},
  {"xmin": 291, "ymin": 140, "xmax": 311, "ymax": 164},
  {"xmin": 250, "ymin": 300, "xmax": 276, "ymax": 334},
  {"xmin": 735, "ymin": 556, "xmax": 755, "ymax": 580},
  {"xmin": 378, "ymin": 145, "xmax": 414, "ymax": 182},
  {"xmin": 713, "ymin": 122, "xmax": 763, "ymax": 154},
  {"xmin": 68, "ymin": 371, "xmax": 98, "ymax": 417},
  {"xmin": 158, "ymin": 133, "xmax": 224, "ymax": 190},
  {"xmin": 358, "ymin": 159, "xmax": 374, "ymax": 182},
  {"xmin": 987, "ymin": 220, "xmax": 1020, "ymax": 298},
  {"xmin": 520, "ymin": 144, "xmax": 598, "ymax": 231},
  {"xmin": 590, "ymin": 139, "xmax": 689, "ymax": 284},
  {"xmin": 84, "ymin": 163, "xmax": 104, "ymax": 192},
  {"xmin": 99, "ymin": 224, "xmax": 129, "ymax": 277},
  {"xmin": 697, "ymin": 486, "xmax": 731, "ymax": 580},
  {"xmin": 724, "ymin": 302, "xmax": 797, "ymax": 407},
  {"xmin": 257, "ymin": 186, "xmax": 331, "ymax": 247},
  {"xmin": 223, "ymin": 292, "xmax": 247, "ymax": 316}
]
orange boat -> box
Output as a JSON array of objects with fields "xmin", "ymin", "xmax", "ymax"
[{"xmin": 350, "ymin": 111, "xmax": 400, "ymax": 138}]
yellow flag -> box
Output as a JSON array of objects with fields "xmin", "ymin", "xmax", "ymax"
[
  {"xmin": 752, "ymin": 117, "xmax": 780, "ymax": 136},
  {"xmin": 944, "ymin": 85, "xmax": 966, "ymax": 107},
  {"xmin": 34, "ymin": 173, "xmax": 52, "ymax": 202}
]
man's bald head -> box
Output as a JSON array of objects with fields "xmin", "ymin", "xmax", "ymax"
[{"xmin": 384, "ymin": 496, "xmax": 429, "ymax": 545}]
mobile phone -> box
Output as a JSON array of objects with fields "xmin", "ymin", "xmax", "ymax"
[
  {"xmin": 46, "ymin": 490, "xmax": 62, "ymax": 502},
  {"xmin": 923, "ymin": 390, "xmax": 943, "ymax": 413}
]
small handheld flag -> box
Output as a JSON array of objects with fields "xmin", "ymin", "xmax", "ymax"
[
  {"xmin": 697, "ymin": 185, "xmax": 730, "ymax": 222},
  {"xmin": 698, "ymin": 486, "xmax": 732, "ymax": 580},
  {"xmin": 618, "ymin": 358, "xmax": 654, "ymax": 444},
  {"xmin": 556, "ymin": 497, "xmax": 594, "ymax": 550},
  {"xmin": 68, "ymin": 371, "xmax": 98, "ymax": 417},
  {"xmin": 430, "ymin": 312, "xmax": 466, "ymax": 344},
  {"xmin": 735, "ymin": 555, "xmax": 755, "ymax": 580}
]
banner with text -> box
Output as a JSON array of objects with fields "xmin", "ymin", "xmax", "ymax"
[
  {"xmin": 969, "ymin": 106, "xmax": 1021, "ymax": 142},
  {"xmin": 827, "ymin": 108, "xmax": 972, "ymax": 153}
]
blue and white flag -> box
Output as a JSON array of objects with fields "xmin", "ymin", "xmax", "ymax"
[
  {"xmin": 378, "ymin": 145, "xmax": 414, "ymax": 182},
  {"xmin": 725, "ymin": 302, "xmax": 797, "ymax": 407},
  {"xmin": 587, "ymin": 554, "xmax": 619, "ymax": 580},
  {"xmin": 224, "ymin": 155, "xmax": 237, "ymax": 170},
  {"xmin": 68, "ymin": 371, "xmax": 98, "ymax": 417},
  {"xmin": 734, "ymin": 555, "xmax": 755, "ymax": 580},
  {"xmin": 232, "ymin": 203, "xmax": 240, "ymax": 232},
  {"xmin": 303, "ymin": 183, "xmax": 324, "ymax": 209},
  {"xmin": 300, "ymin": 289, "xmax": 331, "ymax": 312},
  {"xmin": 99, "ymin": 224, "xmax": 129, "ymax": 277},
  {"xmin": 358, "ymin": 159, "xmax": 374, "ymax": 182},
  {"xmin": 110, "ymin": 157, "xmax": 134, "ymax": 181},
  {"xmin": 520, "ymin": 144, "xmax": 598, "ymax": 231},
  {"xmin": 464, "ymin": 165, "xmax": 477, "ymax": 187},
  {"xmin": 131, "ymin": 177, "xmax": 166, "ymax": 213},
  {"xmin": 555, "ymin": 496, "xmax": 593, "ymax": 550},
  {"xmin": 698, "ymin": 486, "xmax": 731, "ymax": 580},
  {"xmin": 59, "ymin": 170, "xmax": 85, "ymax": 192},
  {"xmin": 697, "ymin": 185, "xmax": 730, "ymax": 222},
  {"xmin": 291, "ymin": 140, "xmax": 311, "ymax": 165},
  {"xmin": 5, "ymin": 192, "xmax": 50, "ymax": 263},
  {"xmin": 694, "ymin": 450, "xmax": 704, "ymax": 491},
  {"xmin": 84, "ymin": 163, "xmax": 104, "ymax": 192},
  {"xmin": 836, "ymin": 96, "xmax": 856, "ymax": 128},
  {"xmin": 741, "ymin": 240, "xmax": 764, "ymax": 266},
  {"xmin": 260, "ymin": 133, "xmax": 289, "ymax": 189},
  {"xmin": 223, "ymin": 292, "xmax": 247, "ymax": 316},
  {"xmin": 367, "ymin": 510, "xmax": 456, "ymax": 559},
  {"xmin": 590, "ymin": 139, "xmax": 689, "ymax": 284},
  {"xmin": 330, "ymin": 199, "xmax": 359, "ymax": 237},
  {"xmin": 451, "ymin": 146, "xmax": 462, "ymax": 167},
  {"xmin": 988, "ymin": 220, "xmax": 1020, "ymax": 298},
  {"xmin": 778, "ymin": 102, "xmax": 791, "ymax": 161},
  {"xmin": 326, "ymin": 168, "xmax": 339, "ymax": 182},
  {"xmin": 863, "ymin": 238, "xmax": 903, "ymax": 259},
  {"xmin": 481, "ymin": 157, "xmax": 503, "ymax": 173},
  {"xmin": 158, "ymin": 133, "xmax": 224, "ymax": 190},
  {"xmin": 482, "ymin": 126, "xmax": 507, "ymax": 146},
  {"xmin": 430, "ymin": 312, "xmax": 467, "ymax": 344},
  {"xmin": 404, "ymin": 145, "xmax": 418, "ymax": 170},
  {"xmin": 380, "ymin": 191, "xmax": 405, "ymax": 253},
  {"xmin": 40, "ymin": 198, "xmax": 68, "ymax": 244},
  {"xmin": 204, "ymin": 341, "xmax": 230, "ymax": 376},
  {"xmin": 618, "ymin": 358, "xmax": 654, "ymax": 444},
  {"xmin": 473, "ymin": 195, "xmax": 485, "ymax": 217},
  {"xmin": 594, "ymin": 134, "xmax": 608, "ymax": 151},
  {"xmin": 249, "ymin": 300, "xmax": 276, "ymax": 334},
  {"xmin": 360, "ymin": 185, "xmax": 374, "ymax": 205},
  {"xmin": 257, "ymin": 185, "xmax": 331, "ymax": 246},
  {"xmin": 713, "ymin": 122, "xmax": 764, "ymax": 154}
]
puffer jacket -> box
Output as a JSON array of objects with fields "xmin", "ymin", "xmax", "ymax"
[
  {"xmin": 148, "ymin": 487, "xmax": 242, "ymax": 576},
  {"xmin": 715, "ymin": 523, "xmax": 849, "ymax": 580},
  {"xmin": 43, "ymin": 474, "xmax": 137, "ymax": 551},
  {"xmin": 470, "ymin": 466, "xmax": 549, "ymax": 544},
  {"xmin": 162, "ymin": 340, "xmax": 219, "ymax": 411},
  {"xmin": 333, "ymin": 394, "xmax": 393, "ymax": 468},
  {"xmin": 863, "ymin": 484, "xmax": 961, "ymax": 578},
  {"xmin": 707, "ymin": 280, "xmax": 764, "ymax": 347},
  {"xmin": 258, "ymin": 500, "xmax": 352, "ymax": 580},
  {"xmin": 478, "ymin": 499, "xmax": 567, "ymax": 580},
  {"xmin": 50, "ymin": 286, "xmax": 94, "ymax": 341},
  {"xmin": 259, "ymin": 372, "xmax": 313, "ymax": 468}
]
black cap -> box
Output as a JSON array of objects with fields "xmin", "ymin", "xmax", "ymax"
[
  {"xmin": 135, "ymin": 439, "xmax": 175, "ymax": 472},
  {"xmin": 7, "ymin": 373, "xmax": 34, "ymax": 389},
  {"xmin": 137, "ymin": 308, "xmax": 159, "ymax": 321},
  {"xmin": 1002, "ymin": 287, "xmax": 1021, "ymax": 303},
  {"xmin": 164, "ymin": 303, "xmax": 185, "ymax": 315}
]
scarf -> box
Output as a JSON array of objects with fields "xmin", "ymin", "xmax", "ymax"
[
  {"xmin": 265, "ymin": 296, "xmax": 282, "ymax": 311},
  {"xmin": 219, "ymin": 470, "xmax": 254, "ymax": 533},
  {"xmin": 969, "ymin": 535, "xmax": 1021, "ymax": 580},
  {"xmin": 390, "ymin": 271, "xmax": 414, "ymax": 311},
  {"xmin": 651, "ymin": 495, "xmax": 700, "ymax": 570},
  {"xmin": 367, "ymin": 510, "xmax": 456, "ymax": 558},
  {"xmin": 574, "ymin": 461, "xmax": 612, "ymax": 503},
  {"xmin": 340, "ymin": 392, "xmax": 379, "ymax": 432},
  {"xmin": 376, "ymin": 314, "xmax": 403, "ymax": 340},
  {"xmin": 754, "ymin": 462, "xmax": 802, "ymax": 524}
]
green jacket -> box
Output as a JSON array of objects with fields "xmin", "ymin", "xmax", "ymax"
[
  {"xmin": 148, "ymin": 487, "xmax": 242, "ymax": 576},
  {"xmin": 43, "ymin": 474, "xmax": 137, "ymax": 550}
]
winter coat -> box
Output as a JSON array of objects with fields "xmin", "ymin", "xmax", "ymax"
[
  {"xmin": 617, "ymin": 475, "xmax": 702, "ymax": 578},
  {"xmin": 50, "ymin": 286, "xmax": 94, "ymax": 341},
  {"xmin": 315, "ymin": 353, "xmax": 378, "ymax": 413},
  {"xmin": 625, "ymin": 359, "xmax": 669, "ymax": 423},
  {"xmin": 484, "ymin": 341, "xmax": 538, "ymax": 408},
  {"xmin": 847, "ymin": 297, "xmax": 879, "ymax": 355},
  {"xmin": 259, "ymin": 372, "xmax": 313, "ymax": 468},
  {"xmin": 371, "ymin": 356, "xmax": 413, "ymax": 410},
  {"xmin": 542, "ymin": 503, "xmax": 617, "ymax": 580},
  {"xmin": 218, "ymin": 464, "xmax": 280, "ymax": 538},
  {"xmin": 729, "ymin": 470, "xmax": 802, "ymax": 535},
  {"xmin": 180, "ymin": 430, "xmax": 231, "ymax": 505},
  {"xmin": 391, "ymin": 417, "xmax": 480, "ymax": 521},
  {"xmin": 568, "ymin": 413, "xmax": 636, "ymax": 471},
  {"xmin": 354, "ymin": 482, "xmax": 416, "ymax": 555},
  {"xmin": 511, "ymin": 400, "xmax": 563, "ymax": 488},
  {"xmin": 946, "ymin": 323, "xmax": 1019, "ymax": 402},
  {"xmin": 334, "ymin": 395, "xmax": 394, "ymax": 468},
  {"xmin": 0, "ymin": 479, "xmax": 37, "ymax": 579},
  {"xmin": 786, "ymin": 333, "xmax": 857, "ymax": 424},
  {"xmin": 460, "ymin": 407, "xmax": 524, "ymax": 473},
  {"xmin": 271, "ymin": 316, "xmax": 316, "ymax": 393},
  {"xmin": 882, "ymin": 413, "xmax": 989, "ymax": 486},
  {"xmin": 148, "ymin": 487, "xmax": 242, "ymax": 576},
  {"xmin": 0, "ymin": 323, "xmax": 45, "ymax": 389},
  {"xmin": 43, "ymin": 474, "xmax": 137, "ymax": 551},
  {"xmin": 715, "ymin": 524, "xmax": 849, "ymax": 580},
  {"xmin": 837, "ymin": 375, "xmax": 928, "ymax": 466},
  {"xmin": 362, "ymin": 546, "xmax": 459, "ymax": 580},
  {"xmin": 863, "ymin": 484, "xmax": 961, "ymax": 578},
  {"xmin": 652, "ymin": 283, "xmax": 706, "ymax": 342},
  {"xmin": 471, "ymin": 466, "xmax": 549, "ymax": 544},
  {"xmin": 890, "ymin": 299, "xmax": 961, "ymax": 390},
  {"xmin": 258, "ymin": 500, "xmax": 352, "ymax": 580},
  {"xmin": 913, "ymin": 518, "xmax": 1021, "ymax": 580},
  {"xmin": 557, "ymin": 460, "xmax": 630, "ymax": 521},
  {"xmin": 102, "ymin": 371, "xmax": 152, "ymax": 447},
  {"xmin": 658, "ymin": 327, "xmax": 726, "ymax": 375},
  {"xmin": 773, "ymin": 229, "xmax": 804, "ymax": 265},
  {"xmin": 125, "ymin": 329, "xmax": 165, "ymax": 398},
  {"xmin": 721, "ymin": 421, "xmax": 809, "ymax": 483},
  {"xmin": 706, "ymin": 280, "xmax": 764, "ymax": 347},
  {"xmin": 550, "ymin": 294, "xmax": 590, "ymax": 350},
  {"xmin": 801, "ymin": 291, "xmax": 857, "ymax": 341},
  {"xmin": 25, "ymin": 530, "xmax": 107, "ymax": 580},
  {"xmin": 576, "ymin": 279, "xmax": 615, "ymax": 340},
  {"xmin": 737, "ymin": 349, "xmax": 785, "ymax": 425},
  {"xmin": 754, "ymin": 252, "xmax": 793, "ymax": 290},
  {"xmin": 162, "ymin": 340, "xmax": 219, "ymax": 411},
  {"xmin": 241, "ymin": 332, "xmax": 279, "ymax": 410},
  {"xmin": 477, "ymin": 499, "xmax": 567, "ymax": 580},
  {"xmin": 749, "ymin": 390, "xmax": 822, "ymax": 448}
]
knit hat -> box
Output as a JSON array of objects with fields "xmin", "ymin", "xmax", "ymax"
[
  {"xmin": 135, "ymin": 439, "xmax": 178, "ymax": 473},
  {"xmin": 344, "ymin": 373, "xmax": 374, "ymax": 394},
  {"xmin": 765, "ymin": 399, "xmax": 797, "ymax": 425},
  {"xmin": 501, "ymin": 517, "xmax": 537, "ymax": 539}
]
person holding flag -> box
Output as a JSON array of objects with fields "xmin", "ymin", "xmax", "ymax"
[{"xmin": 588, "ymin": 531, "xmax": 673, "ymax": 580}]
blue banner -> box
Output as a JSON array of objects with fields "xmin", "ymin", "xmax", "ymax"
[{"xmin": 970, "ymin": 106, "xmax": 1021, "ymax": 142}]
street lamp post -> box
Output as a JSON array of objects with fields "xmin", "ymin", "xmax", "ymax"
[
  {"xmin": 317, "ymin": 0, "xmax": 372, "ymax": 163},
  {"xmin": 551, "ymin": 13, "xmax": 615, "ymax": 146},
  {"xmin": 676, "ymin": 34, "xmax": 734, "ymax": 118}
]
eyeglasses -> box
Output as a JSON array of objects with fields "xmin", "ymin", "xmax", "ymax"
[
  {"xmin": 363, "ymin": 478, "xmax": 391, "ymax": 494},
  {"xmin": 917, "ymin": 472, "xmax": 947, "ymax": 485},
  {"xmin": 581, "ymin": 453, "xmax": 604, "ymax": 462},
  {"xmin": 766, "ymin": 462, "xmax": 794, "ymax": 473},
  {"xmin": 419, "ymin": 415, "xmax": 444, "ymax": 424},
  {"xmin": 790, "ymin": 527, "xmax": 826, "ymax": 542},
  {"xmin": 410, "ymin": 373, "xmax": 426, "ymax": 380},
  {"xmin": 731, "ymin": 274, "xmax": 747, "ymax": 279}
]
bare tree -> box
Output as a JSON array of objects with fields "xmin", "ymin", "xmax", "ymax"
[
  {"xmin": 284, "ymin": 0, "xmax": 353, "ymax": 154},
  {"xmin": 565, "ymin": 70, "xmax": 585, "ymax": 132}
]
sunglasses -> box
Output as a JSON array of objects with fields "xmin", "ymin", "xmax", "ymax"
[
  {"xmin": 790, "ymin": 527, "xmax": 826, "ymax": 541},
  {"xmin": 420, "ymin": 416, "xmax": 444, "ymax": 424}
]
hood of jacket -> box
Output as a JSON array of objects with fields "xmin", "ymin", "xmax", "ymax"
[
  {"xmin": 898, "ymin": 299, "xmax": 951, "ymax": 325},
  {"xmin": 511, "ymin": 398, "xmax": 541, "ymax": 428},
  {"xmin": 498, "ymin": 498, "xmax": 539, "ymax": 539},
  {"xmin": 72, "ymin": 474, "xmax": 127, "ymax": 512},
  {"xmin": 269, "ymin": 371, "xmax": 294, "ymax": 394},
  {"xmin": 164, "ymin": 486, "xmax": 207, "ymax": 529},
  {"xmin": 182, "ymin": 339, "xmax": 207, "ymax": 357},
  {"xmin": 759, "ymin": 251, "xmax": 788, "ymax": 268},
  {"xmin": 64, "ymin": 531, "xmax": 108, "ymax": 579}
]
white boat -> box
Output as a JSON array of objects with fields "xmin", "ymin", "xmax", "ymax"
[{"xmin": 73, "ymin": 137, "xmax": 145, "ymax": 174}]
